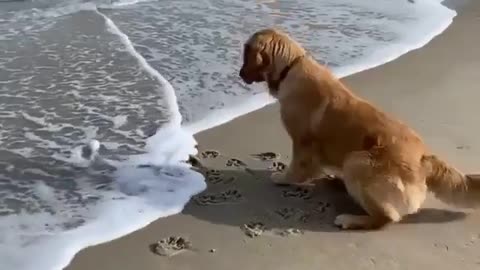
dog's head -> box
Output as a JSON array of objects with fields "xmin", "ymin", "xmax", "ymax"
[
  {"xmin": 239, "ymin": 29, "xmax": 305, "ymax": 89},
  {"xmin": 238, "ymin": 29, "xmax": 273, "ymax": 85}
]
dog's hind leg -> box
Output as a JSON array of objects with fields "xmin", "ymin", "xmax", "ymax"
[
  {"xmin": 334, "ymin": 151, "xmax": 426, "ymax": 230},
  {"xmin": 334, "ymin": 185, "xmax": 402, "ymax": 230}
]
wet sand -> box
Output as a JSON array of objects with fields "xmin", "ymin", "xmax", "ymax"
[{"xmin": 66, "ymin": 1, "xmax": 480, "ymax": 269}]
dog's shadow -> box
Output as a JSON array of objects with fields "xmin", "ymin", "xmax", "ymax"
[
  {"xmin": 182, "ymin": 167, "xmax": 467, "ymax": 233},
  {"xmin": 401, "ymin": 208, "xmax": 466, "ymax": 224}
]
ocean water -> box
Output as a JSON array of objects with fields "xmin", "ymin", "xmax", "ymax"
[{"xmin": 0, "ymin": 0, "xmax": 456, "ymax": 269}]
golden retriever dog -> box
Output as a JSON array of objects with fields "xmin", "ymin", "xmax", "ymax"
[{"xmin": 239, "ymin": 28, "xmax": 480, "ymax": 230}]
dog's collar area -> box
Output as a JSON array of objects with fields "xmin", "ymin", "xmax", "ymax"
[{"xmin": 269, "ymin": 55, "xmax": 305, "ymax": 92}]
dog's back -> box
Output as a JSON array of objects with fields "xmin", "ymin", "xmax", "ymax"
[{"xmin": 280, "ymin": 56, "xmax": 426, "ymax": 167}]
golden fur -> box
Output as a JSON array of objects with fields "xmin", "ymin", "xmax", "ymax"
[{"xmin": 239, "ymin": 28, "xmax": 480, "ymax": 230}]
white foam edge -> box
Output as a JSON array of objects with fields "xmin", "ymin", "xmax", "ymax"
[
  {"xmin": 95, "ymin": 8, "xmax": 182, "ymax": 126},
  {"xmin": 185, "ymin": 0, "xmax": 456, "ymax": 135},
  {"xmin": 97, "ymin": 0, "xmax": 154, "ymax": 8},
  {"xmin": 92, "ymin": 9, "xmax": 200, "ymax": 165}
]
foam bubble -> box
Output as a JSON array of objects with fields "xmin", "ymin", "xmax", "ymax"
[{"xmin": 111, "ymin": 115, "xmax": 128, "ymax": 128}]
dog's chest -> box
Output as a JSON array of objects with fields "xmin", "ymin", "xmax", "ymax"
[{"xmin": 280, "ymin": 107, "xmax": 308, "ymax": 138}]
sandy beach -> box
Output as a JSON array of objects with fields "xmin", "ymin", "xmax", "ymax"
[{"xmin": 66, "ymin": 1, "xmax": 480, "ymax": 269}]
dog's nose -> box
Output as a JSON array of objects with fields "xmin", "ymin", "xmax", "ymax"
[{"xmin": 239, "ymin": 68, "xmax": 252, "ymax": 84}]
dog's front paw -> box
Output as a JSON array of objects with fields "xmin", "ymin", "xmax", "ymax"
[
  {"xmin": 271, "ymin": 172, "xmax": 291, "ymax": 185},
  {"xmin": 334, "ymin": 214, "xmax": 358, "ymax": 230}
]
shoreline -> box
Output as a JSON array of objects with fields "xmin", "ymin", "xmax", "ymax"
[{"xmin": 66, "ymin": 1, "xmax": 480, "ymax": 270}]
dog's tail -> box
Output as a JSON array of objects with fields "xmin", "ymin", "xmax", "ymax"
[{"xmin": 422, "ymin": 154, "xmax": 480, "ymax": 208}]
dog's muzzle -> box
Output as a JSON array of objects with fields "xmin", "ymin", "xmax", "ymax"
[{"xmin": 239, "ymin": 68, "xmax": 253, "ymax": 84}]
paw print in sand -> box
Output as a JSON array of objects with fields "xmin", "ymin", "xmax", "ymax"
[
  {"xmin": 205, "ymin": 169, "xmax": 235, "ymax": 184},
  {"xmin": 250, "ymin": 152, "xmax": 280, "ymax": 161},
  {"xmin": 300, "ymin": 201, "xmax": 333, "ymax": 223},
  {"xmin": 274, "ymin": 206, "xmax": 323, "ymax": 223},
  {"xmin": 282, "ymin": 187, "xmax": 312, "ymax": 200},
  {"xmin": 206, "ymin": 169, "xmax": 222, "ymax": 183},
  {"xmin": 150, "ymin": 236, "xmax": 192, "ymax": 257},
  {"xmin": 275, "ymin": 207, "xmax": 303, "ymax": 220},
  {"xmin": 242, "ymin": 222, "xmax": 266, "ymax": 238},
  {"xmin": 194, "ymin": 189, "xmax": 243, "ymax": 205},
  {"xmin": 201, "ymin": 150, "xmax": 220, "ymax": 159},
  {"xmin": 312, "ymin": 201, "xmax": 331, "ymax": 214},
  {"xmin": 269, "ymin": 161, "xmax": 286, "ymax": 172},
  {"xmin": 276, "ymin": 228, "xmax": 303, "ymax": 237},
  {"xmin": 226, "ymin": 158, "xmax": 247, "ymax": 167}
]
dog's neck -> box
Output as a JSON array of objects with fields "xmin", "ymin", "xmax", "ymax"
[{"xmin": 266, "ymin": 55, "xmax": 304, "ymax": 95}]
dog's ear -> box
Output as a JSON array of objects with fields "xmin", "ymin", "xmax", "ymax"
[
  {"xmin": 240, "ymin": 43, "xmax": 270, "ymax": 84},
  {"xmin": 245, "ymin": 43, "xmax": 270, "ymax": 69},
  {"xmin": 251, "ymin": 46, "xmax": 270, "ymax": 70},
  {"xmin": 258, "ymin": 49, "xmax": 270, "ymax": 68}
]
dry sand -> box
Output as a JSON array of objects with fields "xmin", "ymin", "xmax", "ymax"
[{"xmin": 66, "ymin": 2, "xmax": 480, "ymax": 269}]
